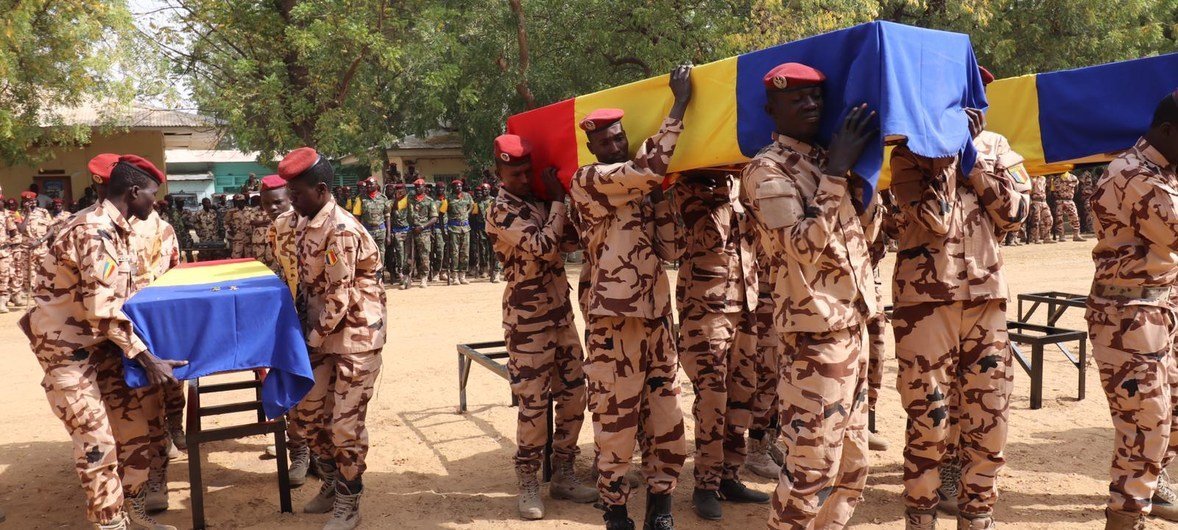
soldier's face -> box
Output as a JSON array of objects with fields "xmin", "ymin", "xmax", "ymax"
[
  {"xmin": 287, "ymin": 179, "xmax": 330, "ymax": 218},
  {"xmin": 766, "ymin": 86, "xmax": 824, "ymax": 141},
  {"xmin": 586, "ymin": 122, "xmax": 629, "ymax": 164},
  {"xmin": 261, "ymin": 187, "xmax": 291, "ymax": 220},
  {"xmin": 202, "ymin": 199, "xmax": 212, "ymax": 210},
  {"xmin": 497, "ymin": 160, "xmax": 532, "ymax": 198},
  {"xmin": 129, "ymin": 181, "xmax": 160, "ymax": 220}
]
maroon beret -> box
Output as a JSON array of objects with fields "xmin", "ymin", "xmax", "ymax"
[
  {"xmin": 979, "ymin": 66, "xmax": 996, "ymax": 86},
  {"xmin": 261, "ymin": 174, "xmax": 286, "ymax": 191},
  {"xmin": 20, "ymin": 191, "xmax": 36, "ymax": 200},
  {"xmin": 763, "ymin": 63, "xmax": 826, "ymax": 91},
  {"xmin": 88, "ymin": 153, "xmax": 120, "ymax": 184},
  {"xmin": 117, "ymin": 155, "xmax": 166, "ymax": 184},
  {"xmin": 278, "ymin": 147, "xmax": 320, "ymax": 181},
  {"xmin": 493, "ymin": 134, "xmax": 533, "ymax": 164},
  {"xmin": 580, "ymin": 108, "xmax": 624, "ymax": 132}
]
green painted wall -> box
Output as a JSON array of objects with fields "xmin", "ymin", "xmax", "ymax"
[{"xmin": 214, "ymin": 162, "xmax": 361, "ymax": 193}]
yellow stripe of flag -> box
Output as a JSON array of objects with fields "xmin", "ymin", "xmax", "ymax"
[{"xmin": 150, "ymin": 260, "xmax": 275, "ymax": 287}]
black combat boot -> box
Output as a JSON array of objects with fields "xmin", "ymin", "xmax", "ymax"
[
  {"xmin": 691, "ymin": 488, "xmax": 721, "ymax": 520},
  {"xmin": 718, "ymin": 478, "xmax": 770, "ymax": 504},
  {"xmin": 644, "ymin": 491, "xmax": 674, "ymax": 530},
  {"xmin": 603, "ymin": 504, "xmax": 635, "ymax": 530}
]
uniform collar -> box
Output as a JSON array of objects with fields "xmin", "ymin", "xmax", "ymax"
[
  {"xmin": 1139, "ymin": 137, "xmax": 1173, "ymax": 169},
  {"xmin": 497, "ymin": 189, "xmax": 529, "ymax": 209},
  {"xmin": 99, "ymin": 199, "xmax": 133, "ymax": 234},
  {"xmin": 773, "ymin": 133, "xmax": 817, "ymax": 156},
  {"xmin": 307, "ymin": 199, "xmax": 337, "ymax": 229}
]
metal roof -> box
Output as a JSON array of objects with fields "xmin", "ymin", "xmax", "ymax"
[{"xmin": 46, "ymin": 103, "xmax": 221, "ymax": 129}]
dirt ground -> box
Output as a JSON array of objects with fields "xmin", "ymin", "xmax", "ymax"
[{"xmin": 2, "ymin": 238, "xmax": 1175, "ymax": 529}]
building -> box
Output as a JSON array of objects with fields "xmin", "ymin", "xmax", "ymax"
[{"xmin": 164, "ymin": 149, "xmax": 274, "ymax": 205}]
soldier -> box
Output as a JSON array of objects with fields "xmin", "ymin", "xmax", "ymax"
[
  {"xmin": 21, "ymin": 191, "xmax": 53, "ymax": 297},
  {"xmin": 741, "ymin": 236, "xmax": 785, "ymax": 480},
  {"xmin": 467, "ymin": 185, "xmax": 486, "ymax": 277},
  {"xmin": 862, "ymin": 195, "xmax": 892, "ymax": 453},
  {"xmin": 76, "ymin": 186, "xmax": 99, "ymax": 211},
  {"xmin": 7, "ymin": 195, "xmax": 27, "ymax": 308},
  {"xmin": 485, "ymin": 134, "xmax": 598, "ymax": 519},
  {"xmin": 890, "ymin": 98, "xmax": 1030, "ymax": 529},
  {"xmin": 242, "ymin": 173, "xmax": 261, "ymax": 194},
  {"xmin": 247, "ymin": 194, "xmax": 271, "ymax": 263},
  {"xmin": 407, "ymin": 179, "xmax": 437, "ymax": 288},
  {"xmin": 1087, "ymin": 91, "xmax": 1178, "ymax": 529},
  {"xmin": 388, "ymin": 184, "xmax": 411, "ymax": 289},
  {"xmin": 49, "ymin": 198, "xmax": 72, "ymax": 233},
  {"xmin": 431, "ymin": 184, "xmax": 449, "ymax": 282},
  {"xmin": 446, "ymin": 179, "xmax": 474, "ymax": 284},
  {"xmin": 356, "ymin": 177, "xmax": 391, "ymax": 278},
  {"xmin": 1029, "ymin": 175, "xmax": 1053, "ymax": 244},
  {"xmin": 279, "ymin": 147, "xmax": 387, "ymax": 530},
  {"xmin": 225, "ymin": 194, "xmax": 249, "ymax": 258},
  {"xmin": 20, "ymin": 155, "xmax": 185, "ymax": 530},
  {"xmin": 0, "ymin": 195, "xmax": 16, "ymax": 313},
  {"xmin": 1052, "ymin": 171, "xmax": 1085, "ymax": 241},
  {"xmin": 476, "ymin": 184, "xmax": 500, "ymax": 282},
  {"xmin": 739, "ymin": 62, "xmax": 878, "ymax": 529},
  {"xmin": 188, "ymin": 198, "xmax": 221, "ymax": 260},
  {"xmin": 673, "ymin": 170, "xmax": 768, "ymax": 520},
  {"xmin": 163, "ymin": 195, "xmax": 192, "ymax": 260},
  {"xmin": 1076, "ymin": 169, "xmax": 1097, "ymax": 233},
  {"xmin": 568, "ymin": 64, "xmax": 692, "ymax": 530}
]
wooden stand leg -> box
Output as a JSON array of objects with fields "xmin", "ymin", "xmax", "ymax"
[
  {"xmin": 274, "ymin": 418, "xmax": 292, "ymax": 513},
  {"xmin": 1031, "ymin": 344, "xmax": 1044, "ymax": 410},
  {"xmin": 189, "ymin": 440, "xmax": 206, "ymax": 530}
]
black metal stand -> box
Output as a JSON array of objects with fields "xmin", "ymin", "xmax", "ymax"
[
  {"xmin": 185, "ymin": 372, "xmax": 292, "ymax": 530},
  {"xmin": 457, "ymin": 341, "xmax": 554, "ymax": 482},
  {"xmin": 1007, "ymin": 321, "xmax": 1087, "ymax": 410},
  {"xmin": 1017, "ymin": 291, "xmax": 1086, "ymax": 326}
]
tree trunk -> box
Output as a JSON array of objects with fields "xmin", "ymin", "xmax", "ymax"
[{"xmin": 508, "ymin": 0, "xmax": 537, "ymax": 109}]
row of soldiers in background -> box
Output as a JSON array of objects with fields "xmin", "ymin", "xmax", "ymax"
[
  {"xmin": 0, "ymin": 193, "xmax": 74, "ymax": 312},
  {"xmin": 1004, "ymin": 168, "xmax": 1102, "ymax": 245}
]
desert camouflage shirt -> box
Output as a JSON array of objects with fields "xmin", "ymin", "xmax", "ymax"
[
  {"xmin": 675, "ymin": 179, "xmax": 757, "ymax": 316},
  {"xmin": 128, "ymin": 210, "xmax": 180, "ymax": 290},
  {"xmin": 1030, "ymin": 175, "xmax": 1049, "ymax": 202},
  {"xmin": 1053, "ymin": 172, "xmax": 1079, "ymax": 200},
  {"xmin": 569, "ymin": 117, "xmax": 683, "ymax": 319},
  {"xmin": 296, "ymin": 200, "xmax": 387, "ymax": 353},
  {"xmin": 22, "ymin": 207, "xmax": 52, "ymax": 249},
  {"xmin": 225, "ymin": 207, "xmax": 249, "ymax": 243},
  {"xmin": 268, "ymin": 208, "xmax": 299, "ymax": 297},
  {"xmin": 247, "ymin": 206, "xmax": 269, "ymax": 246},
  {"xmin": 889, "ymin": 130, "xmax": 1030, "ymax": 304},
  {"xmin": 189, "ymin": 208, "xmax": 220, "ymax": 243}
]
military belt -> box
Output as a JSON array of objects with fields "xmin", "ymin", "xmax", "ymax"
[
  {"xmin": 1093, "ymin": 283, "xmax": 1172, "ymax": 303},
  {"xmin": 364, "ymin": 222, "xmax": 387, "ymax": 231},
  {"xmin": 447, "ymin": 220, "xmax": 470, "ymax": 227},
  {"xmin": 391, "ymin": 226, "xmax": 410, "ymax": 233}
]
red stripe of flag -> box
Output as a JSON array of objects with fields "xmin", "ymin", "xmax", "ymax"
[{"xmin": 506, "ymin": 98, "xmax": 577, "ymax": 200}]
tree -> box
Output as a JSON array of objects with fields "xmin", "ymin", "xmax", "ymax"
[{"xmin": 0, "ymin": 0, "xmax": 147, "ymax": 166}]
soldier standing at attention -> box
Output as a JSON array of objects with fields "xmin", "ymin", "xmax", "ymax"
[
  {"xmin": 407, "ymin": 179, "xmax": 437, "ymax": 288},
  {"xmin": 486, "ymin": 134, "xmax": 598, "ymax": 519},
  {"xmin": 279, "ymin": 148, "xmax": 387, "ymax": 530},
  {"xmin": 673, "ymin": 170, "xmax": 768, "ymax": 521},
  {"xmin": 242, "ymin": 173, "xmax": 261, "ymax": 194},
  {"xmin": 1029, "ymin": 175, "xmax": 1053, "ymax": 244},
  {"xmin": 431, "ymin": 184, "xmax": 449, "ymax": 282},
  {"xmin": 225, "ymin": 194, "xmax": 249, "ymax": 258},
  {"xmin": 248, "ymin": 194, "xmax": 272, "ymax": 263},
  {"xmin": 189, "ymin": 198, "xmax": 221, "ymax": 260},
  {"xmin": 388, "ymin": 184, "xmax": 411, "ymax": 289},
  {"xmin": 49, "ymin": 198, "xmax": 72, "ymax": 232},
  {"xmin": 0, "ymin": 194, "xmax": 19, "ymax": 313},
  {"xmin": 477, "ymin": 184, "xmax": 500, "ymax": 282},
  {"xmin": 446, "ymin": 179, "xmax": 474, "ymax": 285},
  {"xmin": 889, "ymin": 98, "xmax": 1030, "ymax": 528},
  {"xmin": 1087, "ymin": 91, "xmax": 1178, "ymax": 529},
  {"xmin": 568, "ymin": 64, "xmax": 692, "ymax": 530},
  {"xmin": 1052, "ymin": 171, "xmax": 1085, "ymax": 241},
  {"xmin": 21, "ymin": 156, "xmax": 185, "ymax": 530},
  {"xmin": 164, "ymin": 196, "xmax": 192, "ymax": 260},
  {"xmin": 738, "ymin": 62, "xmax": 878, "ymax": 530},
  {"xmin": 741, "ymin": 240, "xmax": 785, "ymax": 481},
  {"xmin": 1076, "ymin": 169, "xmax": 1097, "ymax": 233},
  {"xmin": 357, "ymin": 177, "xmax": 391, "ymax": 279},
  {"xmin": 21, "ymin": 191, "xmax": 53, "ymax": 297}
]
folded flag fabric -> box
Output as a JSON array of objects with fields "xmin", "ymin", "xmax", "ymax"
[
  {"xmin": 122, "ymin": 259, "xmax": 313, "ymax": 419},
  {"xmin": 507, "ymin": 21, "xmax": 987, "ymax": 204},
  {"xmin": 986, "ymin": 52, "xmax": 1178, "ymax": 175}
]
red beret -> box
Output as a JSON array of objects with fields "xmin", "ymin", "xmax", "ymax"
[
  {"xmin": 20, "ymin": 191, "xmax": 36, "ymax": 200},
  {"xmin": 413, "ymin": 178, "xmax": 426, "ymax": 186},
  {"xmin": 117, "ymin": 155, "xmax": 166, "ymax": 184},
  {"xmin": 52, "ymin": 198, "xmax": 63, "ymax": 205},
  {"xmin": 278, "ymin": 147, "xmax": 320, "ymax": 180},
  {"xmin": 87, "ymin": 153, "xmax": 120, "ymax": 183},
  {"xmin": 763, "ymin": 63, "xmax": 825, "ymax": 91},
  {"xmin": 233, "ymin": 193, "xmax": 245, "ymax": 200},
  {"xmin": 451, "ymin": 179, "xmax": 463, "ymax": 186},
  {"xmin": 479, "ymin": 183, "xmax": 491, "ymax": 190},
  {"xmin": 260, "ymin": 174, "xmax": 286, "ymax": 191},
  {"xmin": 580, "ymin": 109, "xmax": 624, "ymax": 132},
  {"xmin": 493, "ymin": 134, "xmax": 533, "ymax": 164},
  {"xmin": 979, "ymin": 66, "xmax": 995, "ymax": 86}
]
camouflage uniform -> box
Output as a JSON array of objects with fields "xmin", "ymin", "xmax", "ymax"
[
  {"xmin": 407, "ymin": 195, "xmax": 436, "ymax": 279},
  {"xmin": 248, "ymin": 206, "xmax": 272, "ymax": 265},
  {"xmin": 477, "ymin": 196, "xmax": 501, "ymax": 277},
  {"xmin": 19, "ymin": 200, "xmax": 156, "ymax": 525},
  {"xmin": 289, "ymin": 200, "xmax": 387, "ymax": 484},
  {"xmin": 674, "ymin": 180, "xmax": 759, "ymax": 490},
  {"xmin": 358, "ymin": 192, "xmax": 391, "ymax": 272},
  {"xmin": 486, "ymin": 189, "xmax": 586, "ymax": 474},
  {"xmin": 268, "ymin": 209, "xmax": 300, "ymax": 294},
  {"xmin": 863, "ymin": 199, "xmax": 888, "ymax": 418},
  {"xmin": 749, "ymin": 245, "xmax": 782, "ymax": 436},
  {"xmin": 389, "ymin": 197, "xmax": 410, "ymax": 279},
  {"xmin": 1086, "ymin": 137, "xmax": 1178, "ymax": 517},
  {"xmin": 1029, "ymin": 176, "xmax": 1053, "ymax": 243},
  {"xmin": 569, "ymin": 117, "xmax": 687, "ymax": 507},
  {"xmin": 740, "ymin": 134, "xmax": 878, "ymax": 529},
  {"xmin": 1077, "ymin": 171, "xmax": 1098, "ymax": 233},
  {"xmin": 431, "ymin": 198, "xmax": 447, "ymax": 275},
  {"xmin": 1052, "ymin": 172, "xmax": 1081, "ymax": 238},
  {"xmin": 446, "ymin": 192, "xmax": 475, "ymax": 275},
  {"xmin": 888, "ymin": 130, "xmax": 1030, "ymax": 518},
  {"xmin": 22, "ymin": 207, "xmax": 53, "ymax": 290},
  {"xmin": 468, "ymin": 198, "xmax": 487, "ymax": 274},
  {"xmin": 189, "ymin": 208, "xmax": 219, "ymax": 243},
  {"xmin": 0, "ymin": 209, "xmax": 15, "ymax": 304},
  {"xmin": 225, "ymin": 207, "xmax": 249, "ymax": 258},
  {"xmin": 167, "ymin": 207, "xmax": 191, "ymax": 252}
]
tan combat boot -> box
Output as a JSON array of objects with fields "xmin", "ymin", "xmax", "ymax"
[
  {"xmin": 937, "ymin": 461, "xmax": 961, "ymax": 515},
  {"xmin": 440, "ymin": 271, "xmax": 450, "ymax": 283},
  {"xmin": 167, "ymin": 421, "xmax": 186, "ymax": 452},
  {"xmin": 957, "ymin": 514, "xmax": 995, "ymax": 530},
  {"xmin": 517, "ymin": 468, "xmax": 545, "ymax": 520},
  {"xmin": 743, "ymin": 435, "xmax": 782, "ymax": 479},
  {"xmin": 1105, "ymin": 508, "xmax": 1145, "ymax": 530},
  {"xmin": 0, "ymin": 295, "xmax": 10, "ymax": 314},
  {"xmin": 126, "ymin": 489, "xmax": 177, "ymax": 530},
  {"xmin": 490, "ymin": 271, "xmax": 500, "ymax": 284},
  {"xmin": 549, "ymin": 458, "xmax": 598, "ymax": 503},
  {"xmin": 324, "ymin": 480, "xmax": 362, "ymax": 530},
  {"xmin": 868, "ymin": 431, "xmax": 890, "ymax": 451},
  {"xmin": 906, "ymin": 509, "xmax": 937, "ymax": 530},
  {"xmin": 459, "ymin": 272, "xmax": 470, "ymax": 285},
  {"xmin": 1073, "ymin": 233, "xmax": 1086, "ymax": 242},
  {"xmin": 289, "ymin": 445, "xmax": 312, "ymax": 488},
  {"xmin": 400, "ymin": 276, "xmax": 410, "ymax": 290},
  {"xmin": 304, "ymin": 462, "xmax": 338, "ymax": 514},
  {"xmin": 96, "ymin": 513, "xmax": 129, "ymax": 530},
  {"xmin": 419, "ymin": 276, "xmax": 428, "ymax": 289},
  {"xmin": 145, "ymin": 467, "xmax": 168, "ymax": 512},
  {"xmin": 1150, "ymin": 469, "xmax": 1178, "ymax": 521}
]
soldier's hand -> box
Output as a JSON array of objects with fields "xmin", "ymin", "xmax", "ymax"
[
  {"xmin": 541, "ymin": 167, "xmax": 566, "ymax": 203},
  {"xmin": 138, "ymin": 351, "xmax": 188, "ymax": 385},
  {"xmin": 966, "ymin": 107, "xmax": 986, "ymax": 138},
  {"xmin": 825, "ymin": 103, "xmax": 877, "ymax": 178},
  {"xmin": 669, "ymin": 64, "xmax": 693, "ymax": 105}
]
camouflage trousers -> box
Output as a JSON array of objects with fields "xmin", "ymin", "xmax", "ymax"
[
  {"xmin": 1053, "ymin": 200, "xmax": 1081, "ymax": 237},
  {"xmin": 679, "ymin": 310, "xmax": 758, "ymax": 489},
  {"xmin": 411, "ymin": 230, "xmax": 431, "ymax": 278},
  {"xmin": 866, "ymin": 312, "xmax": 887, "ymax": 413},
  {"xmin": 9, "ymin": 245, "xmax": 27, "ymax": 297},
  {"xmin": 1087, "ymin": 301, "xmax": 1178, "ymax": 515},
  {"xmin": 893, "ymin": 299, "xmax": 1011, "ymax": 516},
  {"xmin": 37, "ymin": 343, "xmax": 156, "ymax": 524},
  {"xmin": 289, "ymin": 350, "xmax": 382, "ymax": 481},
  {"xmin": 447, "ymin": 226, "xmax": 470, "ymax": 273},
  {"xmin": 387, "ymin": 231, "xmax": 408, "ymax": 278},
  {"xmin": 0, "ymin": 251, "xmax": 10, "ymax": 298},
  {"xmin": 366, "ymin": 228, "xmax": 386, "ymax": 272},
  {"xmin": 770, "ymin": 324, "xmax": 869, "ymax": 530},
  {"xmin": 505, "ymin": 321, "xmax": 588, "ymax": 474},
  {"xmin": 584, "ymin": 315, "xmax": 687, "ymax": 506},
  {"xmin": 146, "ymin": 381, "xmax": 187, "ymax": 473},
  {"xmin": 1030, "ymin": 201, "xmax": 1053, "ymax": 242},
  {"xmin": 751, "ymin": 300, "xmax": 782, "ymax": 432},
  {"xmin": 468, "ymin": 226, "xmax": 487, "ymax": 273},
  {"xmin": 230, "ymin": 238, "xmax": 247, "ymax": 259},
  {"xmin": 430, "ymin": 229, "xmax": 446, "ymax": 273}
]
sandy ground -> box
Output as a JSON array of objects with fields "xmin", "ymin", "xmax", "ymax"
[{"xmin": 2, "ymin": 238, "xmax": 1175, "ymax": 529}]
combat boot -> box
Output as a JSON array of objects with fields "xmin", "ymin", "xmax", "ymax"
[
  {"xmin": 440, "ymin": 271, "xmax": 449, "ymax": 283},
  {"xmin": 906, "ymin": 509, "xmax": 937, "ymax": 530},
  {"xmin": 304, "ymin": 461, "xmax": 338, "ymax": 514},
  {"xmin": 767, "ymin": 430, "xmax": 786, "ymax": 467},
  {"xmin": 324, "ymin": 478, "xmax": 362, "ymax": 530},
  {"xmin": 516, "ymin": 468, "xmax": 544, "ymax": 520},
  {"xmin": 0, "ymin": 295, "xmax": 9, "ymax": 314},
  {"xmin": 549, "ymin": 458, "xmax": 598, "ymax": 503},
  {"xmin": 743, "ymin": 435, "xmax": 782, "ymax": 479},
  {"xmin": 1150, "ymin": 469, "xmax": 1178, "ymax": 521},
  {"xmin": 167, "ymin": 422, "xmax": 186, "ymax": 452},
  {"xmin": 868, "ymin": 431, "xmax": 890, "ymax": 451},
  {"xmin": 490, "ymin": 271, "xmax": 500, "ymax": 284},
  {"xmin": 459, "ymin": 272, "xmax": 470, "ymax": 285},
  {"xmin": 603, "ymin": 504, "xmax": 635, "ymax": 530},
  {"xmin": 419, "ymin": 277, "xmax": 428, "ymax": 289},
  {"xmin": 957, "ymin": 514, "xmax": 995, "ymax": 529},
  {"xmin": 1105, "ymin": 508, "xmax": 1145, "ymax": 530},
  {"xmin": 1073, "ymin": 233, "xmax": 1087, "ymax": 242},
  {"xmin": 400, "ymin": 277, "xmax": 410, "ymax": 290},
  {"xmin": 126, "ymin": 489, "xmax": 177, "ymax": 530},
  {"xmin": 937, "ymin": 461, "xmax": 961, "ymax": 515},
  {"xmin": 96, "ymin": 514, "xmax": 129, "ymax": 530},
  {"xmin": 718, "ymin": 478, "xmax": 770, "ymax": 504},
  {"xmin": 691, "ymin": 488, "xmax": 721, "ymax": 520},
  {"xmin": 145, "ymin": 467, "xmax": 168, "ymax": 512},
  {"xmin": 289, "ymin": 445, "xmax": 312, "ymax": 488},
  {"xmin": 643, "ymin": 491, "xmax": 674, "ymax": 530}
]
